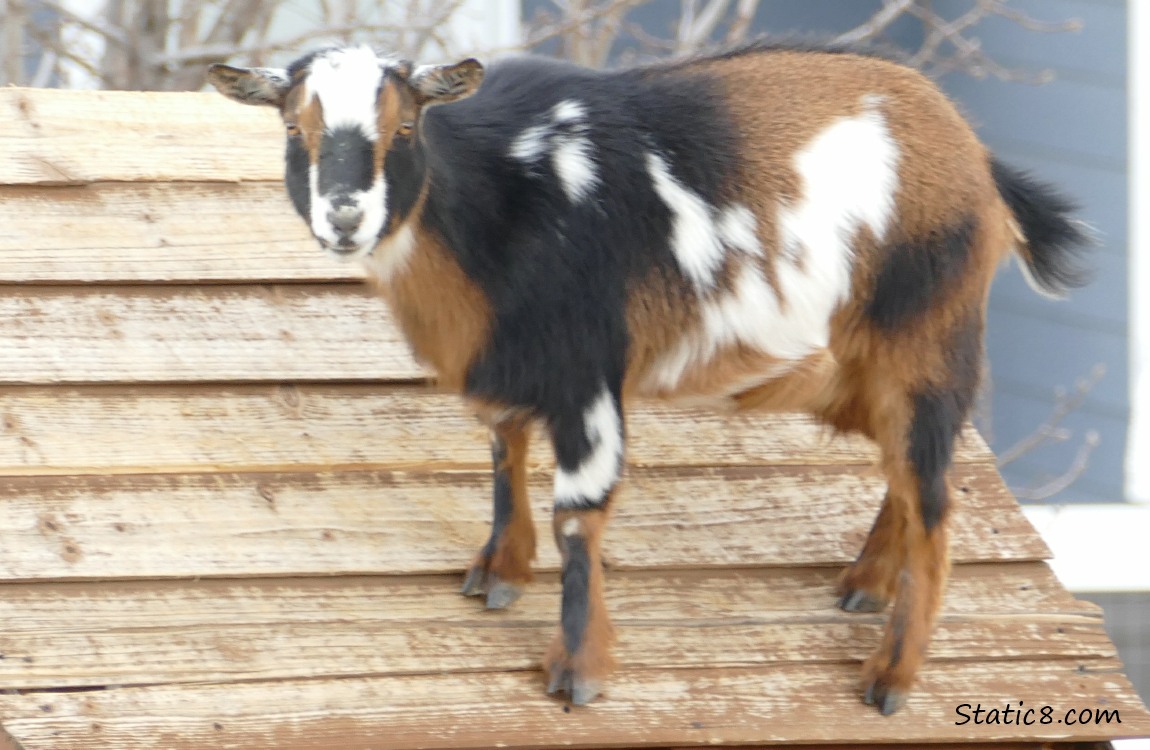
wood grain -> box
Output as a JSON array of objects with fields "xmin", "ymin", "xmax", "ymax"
[
  {"xmin": 0, "ymin": 462, "xmax": 1045, "ymax": 582},
  {"xmin": 0, "ymin": 385, "xmax": 994, "ymax": 475},
  {"xmin": 0, "ymin": 183, "xmax": 357, "ymax": 283},
  {"xmin": 0, "ymin": 285, "xmax": 420, "ymax": 383},
  {"xmin": 0, "ymin": 563, "xmax": 1101, "ymax": 690},
  {"xmin": 3, "ymin": 660, "xmax": 1146, "ymax": 749},
  {"xmin": 0, "ymin": 89, "xmax": 283, "ymax": 185}
]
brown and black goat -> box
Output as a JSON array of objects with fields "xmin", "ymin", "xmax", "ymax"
[{"xmin": 208, "ymin": 41, "xmax": 1087, "ymax": 712}]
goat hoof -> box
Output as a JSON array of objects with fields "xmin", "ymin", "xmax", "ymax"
[
  {"xmin": 546, "ymin": 669, "xmax": 601, "ymax": 706},
  {"xmin": 460, "ymin": 565, "xmax": 488, "ymax": 597},
  {"xmin": 863, "ymin": 678, "xmax": 907, "ymax": 716},
  {"xmin": 485, "ymin": 579, "xmax": 523, "ymax": 609},
  {"xmin": 838, "ymin": 589, "xmax": 888, "ymax": 613}
]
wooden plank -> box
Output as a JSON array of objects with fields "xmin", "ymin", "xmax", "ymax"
[
  {"xmin": 0, "ymin": 385, "xmax": 995, "ymax": 474},
  {"xmin": 0, "ymin": 89, "xmax": 282, "ymax": 185},
  {"xmin": 0, "ymin": 285, "xmax": 421, "ymax": 383},
  {"xmin": 2, "ymin": 660, "xmax": 1146, "ymax": 749},
  {"xmin": 0, "ymin": 183, "xmax": 359, "ymax": 283},
  {"xmin": 0, "ymin": 564, "xmax": 1102, "ymax": 690},
  {"xmin": 0, "ymin": 463, "xmax": 1045, "ymax": 582}
]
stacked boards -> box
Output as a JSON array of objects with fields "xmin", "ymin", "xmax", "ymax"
[{"xmin": 0, "ymin": 88, "xmax": 1146, "ymax": 749}]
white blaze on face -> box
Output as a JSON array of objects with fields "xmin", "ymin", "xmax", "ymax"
[{"xmin": 304, "ymin": 46, "xmax": 390, "ymax": 259}]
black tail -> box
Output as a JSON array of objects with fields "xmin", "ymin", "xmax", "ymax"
[{"xmin": 991, "ymin": 157, "xmax": 1092, "ymax": 298}]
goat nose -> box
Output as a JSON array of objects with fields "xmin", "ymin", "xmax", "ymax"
[{"xmin": 328, "ymin": 205, "xmax": 363, "ymax": 236}]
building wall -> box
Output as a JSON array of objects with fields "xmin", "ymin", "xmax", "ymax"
[{"xmin": 935, "ymin": 0, "xmax": 1129, "ymax": 504}]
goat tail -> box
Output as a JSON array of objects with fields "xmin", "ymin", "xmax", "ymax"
[{"xmin": 991, "ymin": 156, "xmax": 1092, "ymax": 299}]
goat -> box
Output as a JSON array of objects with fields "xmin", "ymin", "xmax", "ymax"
[{"xmin": 208, "ymin": 41, "xmax": 1087, "ymax": 713}]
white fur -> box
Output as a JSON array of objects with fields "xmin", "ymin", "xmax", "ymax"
[
  {"xmin": 509, "ymin": 124, "xmax": 550, "ymax": 162},
  {"xmin": 301, "ymin": 47, "xmax": 392, "ymax": 257},
  {"xmin": 646, "ymin": 152, "xmax": 725, "ymax": 291},
  {"xmin": 309, "ymin": 167, "xmax": 388, "ymax": 260},
  {"xmin": 305, "ymin": 46, "xmax": 385, "ymax": 139},
  {"xmin": 552, "ymin": 137, "xmax": 599, "ymax": 203},
  {"xmin": 642, "ymin": 104, "xmax": 901, "ymax": 394},
  {"xmin": 509, "ymin": 100, "xmax": 599, "ymax": 203},
  {"xmin": 553, "ymin": 388, "xmax": 623, "ymax": 508},
  {"xmin": 360, "ymin": 222, "xmax": 417, "ymax": 283}
]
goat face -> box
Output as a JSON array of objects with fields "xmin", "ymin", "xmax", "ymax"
[{"xmin": 208, "ymin": 47, "xmax": 484, "ymax": 260}]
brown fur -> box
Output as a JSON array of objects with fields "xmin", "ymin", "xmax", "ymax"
[
  {"xmin": 367, "ymin": 227, "xmax": 492, "ymax": 392},
  {"xmin": 485, "ymin": 421, "xmax": 536, "ymax": 585}
]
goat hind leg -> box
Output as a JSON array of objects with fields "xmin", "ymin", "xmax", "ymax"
[
  {"xmin": 860, "ymin": 392, "xmax": 958, "ymax": 715},
  {"xmin": 837, "ymin": 490, "xmax": 906, "ymax": 613}
]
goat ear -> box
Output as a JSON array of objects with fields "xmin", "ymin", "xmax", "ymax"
[
  {"xmin": 409, "ymin": 59, "xmax": 484, "ymax": 106},
  {"xmin": 207, "ymin": 64, "xmax": 291, "ymax": 108}
]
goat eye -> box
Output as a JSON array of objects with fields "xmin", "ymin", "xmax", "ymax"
[
  {"xmin": 396, "ymin": 121, "xmax": 414, "ymax": 137},
  {"xmin": 285, "ymin": 123, "xmax": 301, "ymax": 136}
]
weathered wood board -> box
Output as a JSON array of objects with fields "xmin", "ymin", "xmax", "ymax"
[
  {"xmin": 0, "ymin": 286, "xmax": 420, "ymax": 383},
  {"xmin": 0, "ymin": 182, "xmax": 350, "ymax": 283},
  {"xmin": 0, "ymin": 463, "xmax": 1043, "ymax": 582},
  {"xmin": 0, "ymin": 385, "xmax": 992, "ymax": 473},
  {"xmin": 0, "ymin": 563, "xmax": 1104, "ymax": 690},
  {"xmin": 3, "ymin": 660, "xmax": 1147, "ymax": 749},
  {"xmin": 0, "ymin": 89, "xmax": 282, "ymax": 185}
]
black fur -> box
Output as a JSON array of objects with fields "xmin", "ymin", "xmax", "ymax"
[
  {"xmin": 866, "ymin": 218, "xmax": 976, "ymax": 330},
  {"xmin": 409, "ymin": 55, "xmax": 738, "ymax": 493},
  {"xmin": 991, "ymin": 157, "xmax": 1091, "ymax": 295},
  {"xmin": 284, "ymin": 138, "xmax": 310, "ymax": 220},
  {"xmin": 480, "ymin": 435, "xmax": 513, "ymax": 560},
  {"xmin": 908, "ymin": 318, "xmax": 982, "ymax": 532},
  {"xmin": 317, "ymin": 128, "xmax": 374, "ymax": 197},
  {"xmin": 560, "ymin": 534, "xmax": 592, "ymax": 655}
]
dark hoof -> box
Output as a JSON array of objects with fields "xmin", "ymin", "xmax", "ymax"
[
  {"xmin": 546, "ymin": 669, "xmax": 601, "ymax": 706},
  {"xmin": 485, "ymin": 579, "xmax": 523, "ymax": 610},
  {"xmin": 837, "ymin": 589, "xmax": 888, "ymax": 613},
  {"xmin": 460, "ymin": 566, "xmax": 487, "ymax": 597},
  {"xmin": 461, "ymin": 567, "xmax": 524, "ymax": 609},
  {"xmin": 863, "ymin": 679, "xmax": 907, "ymax": 716}
]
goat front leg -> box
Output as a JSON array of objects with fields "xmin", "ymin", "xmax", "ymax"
[
  {"xmin": 461, "ymin": 420, "xmax": 535, "ymax": 609},
  {"xmin": 543, "ymin": 387, "xmax": 622, "ymax": 705}
]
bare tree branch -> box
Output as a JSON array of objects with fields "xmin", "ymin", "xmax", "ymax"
[{"xmin": 998, "ymin": 364, "xmax": 1106, "ymax": 467}]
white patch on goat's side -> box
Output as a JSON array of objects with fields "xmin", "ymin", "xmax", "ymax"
[
  {"xmin": 509, "ymin": 124, "xmax": 550, "ymax": 162},
  {"xmin": 641, "ymin": 105, "xmax": 900, "ymax": 395},
  {"xmin": 360, "ymin": 222, "xmax": 416, "ymax": 283},
  {"xmin": 770, "ymin": 104, "xmax": 899, "ymax": 347},
  {"xmin": 716, "ymin": 204, "xmax": 764, "ymax": 258},
  {"xmin": 509, "ymin": 100, "xmax": 598, "ymax": 203},
  {"xmin": 552, "ymin": 99, "xmax": 587, "ymax": 123},
  {"xmin": 552, "ymin": 136, "xmax": 598, "ymax": 202},
  {"xmin": 305, "ymin": 46, "xmax": 385, "ymax": 139},
  {"xmin": 646, "ymin": 152, "xmax": 725, "ymax": 292},
  {"xmin": 553, "ymin": 388, "xmax": 623, "ymax": 508}
]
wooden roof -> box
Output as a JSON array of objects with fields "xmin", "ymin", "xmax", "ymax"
[{"xmin": 0, "ymin": 87, "xmax": 1146, "ymax": 749}]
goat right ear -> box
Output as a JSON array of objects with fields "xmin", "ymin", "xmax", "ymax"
[{"xmin": 207, "ymin": 64, "xmax": 291, "ymax": 108}]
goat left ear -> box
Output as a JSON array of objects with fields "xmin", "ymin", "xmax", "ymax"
[
  {"xmin": 207, "ymin": 64, "xmax": 291, "ymax": 108},
  {"xmin": 409, "ymin": 59, "xmax": 484, "ymax": 106}
]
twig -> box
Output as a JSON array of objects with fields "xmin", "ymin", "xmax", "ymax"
[
  {"xmin": 1012, "ymin": 429, "xmax": 1100, "ymax": 501},
  {"xmin": 997, "ymin": 364, "xmax": 1106, "ymax": 467},
  {"xmin": 833, "ymin": 0, "xmax": 916, "ymax": 44}
]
